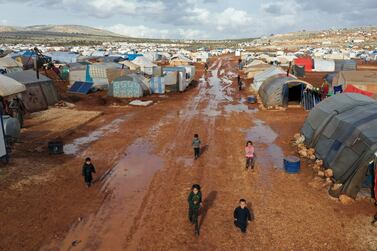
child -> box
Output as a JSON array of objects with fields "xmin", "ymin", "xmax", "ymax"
[
  {"xmin": 82, "ymin": 157, "xmax": 96, "ymax": 187},
  {"xmin": 188, "ymin": 184, "xmax": 202, "ymax": 235},
  {"xmin": 234, "ymin": 199, "xmax": 252, "ymax": 233},
  {"xmin": 245, "ymin": 141, "xmax": 255, "ymax": 171},
  {"xmin": 192, "ymin": 134, "xmax": 201, "ymax": 159}
]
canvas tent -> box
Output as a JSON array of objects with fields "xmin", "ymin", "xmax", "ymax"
[
  {"xmin": 108, "ymin": 75, "xmax": 150, "ymax": 98},
  {"xmin": 313, "ymin": 59, "xmax": 335, "ymax": 72},
  {"xmin": 6, "ymin": 70, "xmax": 58, "ymax": 112},
  {"xmin": 334, "ymin": 60, "xmax": 357, "ymax": 72},
  {"xmin": 332, "ymin": 71, "xmax": 377, "ymax": 97},
  {"xmin": 163, "ymin": 67, "xmax": 188, "ymax": 92},
  {"xmin": 0, "ymin": 74, "xmax": 26, "ymax": 96},
  {"xmin": 132, "ymin": 56, "xmax": 158, "ymax": 76},
  {"xmin": 0, "ymin": 57, "xmax": 23, "ymax": 74},
  {"xmin": 258, "ymin": 74, "xmax": 314, "ymax": 108},
  {"xmin": 252, "ymin": 66, "xmax": 287, "ymax": 91},
  {"xmin": 119, "ymin": 60, "xmax": 141, "ymax": 71},
  {"xmin": 300, "ymin": 93, "xmax": 377, "ymax": 198}
]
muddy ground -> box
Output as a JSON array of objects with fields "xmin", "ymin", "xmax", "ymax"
[{"xmin": 0, "ymin": 55, "xmax": 376, "ymax": 251}]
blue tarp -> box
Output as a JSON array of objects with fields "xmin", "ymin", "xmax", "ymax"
[
  {"xmin": 69, "ymin": 81, "xmax": 93, "ymax": 94},
  {"xmin": 127, "ymin": 54, "xmax": 143, "ymax": 61}
]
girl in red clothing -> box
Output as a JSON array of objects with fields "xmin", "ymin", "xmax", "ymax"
[{"xmin": 245, "ymin": 141, "xmax": 255, "ymax": 171}]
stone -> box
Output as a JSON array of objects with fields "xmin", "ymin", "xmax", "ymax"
[
  {"xmin": 315, "ymin": 159, "xmax": 324, "ymax": 166},
  {"xmin": 318, "ymin": 171, "xmax": 325, "ymax": 177},
  {"xmin": 339, "ymin": 194, "xmax": 354, "ymax": 205},
  {"xmin": 325, "ymin": 169, "xmax": 334, "ymax": 178},
  {"xmin": 299, "ymin": 150, "xmax": 308, "ymax": 157}
]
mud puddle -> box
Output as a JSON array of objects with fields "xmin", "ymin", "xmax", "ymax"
[
  {"xmin": 63, "ymin": 115, "xmax": 132, "ymax": 155},
  {"xmin": 243, "ymin": 119, "xmax": 284, "ymax": 169},
  {"xmin": 224, "ymin": 97, "xmax": 258, "ymax": 114},
  {"xmin": 52, "ymin": 139, "xmax": 163, "ymax": 251}
]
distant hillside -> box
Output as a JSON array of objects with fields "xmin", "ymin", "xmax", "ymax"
[{"xmin": 0, "ymin": 24, "xmax": 123, "ymax": 37}]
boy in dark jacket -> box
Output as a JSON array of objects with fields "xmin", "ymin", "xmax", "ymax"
[
  {"xmin": 192, "ymin": 134, "xmax": 201, "ymax": 159},
  {"xmin": 82, "ymin": 157, "xmax": 96, "ymax": 187},
  {"xmin": 188, "ymin": 184, "xmax": 202, "ymax": 235},
  {"xmin": 234, "ymin": 199, "xmax": 252, "ymax": 233}
]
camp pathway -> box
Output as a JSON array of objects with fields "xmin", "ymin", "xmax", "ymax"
[{"xmin": 48, "ymin": 55, "xmax": 376, "ymax": 251}]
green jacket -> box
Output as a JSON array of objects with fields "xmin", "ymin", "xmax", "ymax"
[{"xmin": 188, "ymin": 191, "xmax": 202, "ymax": 210}]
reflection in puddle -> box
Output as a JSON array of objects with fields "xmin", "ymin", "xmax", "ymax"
[
  {"xmin": 244, "ymin": 120, "xmax": 278, "ymax": 144},
  {"xmin": 56, "ymin": 139, "xmax": 163, "ymax": 250},
  {"xmin": 64, "ymin": 115, "xmax": 131, "ymax": 155},
  {"xmin": 243, "ymin": 120, "xmax": 284, "ymax": 169},
  {"xmin": 176, "ymin": 156, "xmax": 194, "ymax": 167}
]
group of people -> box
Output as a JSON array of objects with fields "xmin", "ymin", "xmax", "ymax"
[{"xmin": 187, "ymin": 134, "xmax": 255, "ymax": 235}]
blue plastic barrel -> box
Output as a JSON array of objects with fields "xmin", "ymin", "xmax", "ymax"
[
  {"xmin": 284, "ymin": 156, "xmax": 301, "ymax": 174},
  {"xmin": 247, "ymin": 95, "xmax": 256, "ymax": 104}
]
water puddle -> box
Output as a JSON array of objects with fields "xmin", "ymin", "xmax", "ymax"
[
  {"xmin": 243, "ymin": 119, "xmax": 284, "ymax": 169},
  {"xmin": 176, "ymin": 156, "xmax": 194, "ymax": 167},
  {"xmin": 55, "ymin": 139, "xmax": 163, "ymax": 250},
  {"xmin": 63, "ymin": 115, "xmax": 132, "ymax": 155}
]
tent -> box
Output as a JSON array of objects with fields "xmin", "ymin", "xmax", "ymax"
[
  {"xmin": 252, "ymin": 66, "xmax": 287, "ymax": 91},
  {"xmin": 6, "ymin": 70, "xmax": 58, "ymax": 112},
  {"xmin": 334, "ymin": 60, "xmax": 357, "ymax": 72},
  {"xmin": 170, "ymin": 54, "xmax": 193, "ymax": 66},
  {"xmin": 333, "ymin": 71, "xmax": 377, "ymax": 96},
  {"xmin": 44, "ymin": 52, "xmax": 79, "ymax": 64},
  {"xmin": 0, "ymin": 57, "xmax": 23, "ymax": 74},
  {"xmin": 294, "ymin": 57, "xmax": 313, "ymax": 72},
  {"xmin": 119, "ymin": 60, "xmax": 141, "ymax": 71},
  {"xmin": 301, "ymin": 93, "xmax": 377, "ymax": 199},
  {"xmin": 258, "ymin": 74, "xmax": 314, "ymax": 108},
  {"xmin": 108, "ymin": 75, "xmax": 150, "ymax": 98},
  {"xmin": 0, "ymin": 74, "xmax": 26, "ymax": 97},
  {"xmin": 313, "ymin": 58, "xmax": 335, "ymax": 72},
  {"xmin": 163, "ymin": 67, "xmax": 188, "ymax": 92},
  {"xmin": 132, "ymin": 56, "xmax": 158, "ymax": 75}
]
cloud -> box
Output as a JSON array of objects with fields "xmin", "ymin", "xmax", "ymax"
[{"xmin": 0, "ymin": 19, "xmax": 8, "ymax": 25}]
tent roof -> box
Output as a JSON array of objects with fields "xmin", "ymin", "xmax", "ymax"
[
  {"xmin": 0, "ymin": 56, "xmax": 23, "ymax": 68},
  {"xmin": 132, "ymin": 56, "xmax": 157, "ymax": 68},
  {"xmin": 334, "ymin": 71, "xmax": 377, "ymax": 86},
  {"xmin": 0, "ymin": 74, "xmax": 26, "ymax": 96},
  {"xmin": 5, "ymin": 69, "xmax": 52, "ymax": 84},
  {"xmin": 119, "ymin": 60, "xmax": 141, "ymax": 70}
]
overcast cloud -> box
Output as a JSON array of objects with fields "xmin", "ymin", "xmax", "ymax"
[{"xmin": 0, "ymin": 0, "xmax": 376, "ymax": 39}]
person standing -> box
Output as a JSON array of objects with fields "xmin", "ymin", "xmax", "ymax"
[
  {"xmin": 188, "ymin": 184, "xmax": 202, "ymax": 236},
  {"xmin": 82, "ymin": 157, "xmax": 96, "ymax": 187},
  {"xmin": 192, "ymin": 134, "xmax": 201, "ymax": 160},
  {"xmin": 234, "ymin": 199, "xmax": 253, "ymax": 233},
  {"xmin": 245, "ymin": 141, "xmax": 255, "ymax": 171},
  {"xmin": 237, "ymin": 75, "xmax": 242, "ymax": 91}
]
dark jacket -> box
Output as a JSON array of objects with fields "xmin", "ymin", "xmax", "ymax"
[
  {"xmin": 234, "ymin": 206, "xmax": 252, "ymax": 226},
  {"xmin": 82, "ymin": 163, "xmax": 96, "ymax": 182},
  {"xmin": 188, "ymin": 191, "xmax": 202, "ymax": 210}
]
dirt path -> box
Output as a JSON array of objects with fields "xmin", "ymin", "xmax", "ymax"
[{"xmin": 1, "ymin": 55, "xmax": 376, "ymax": 251}]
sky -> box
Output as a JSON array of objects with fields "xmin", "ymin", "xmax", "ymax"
[{"xmin": 0, "ymin": 0, "xmax": 376, "ymax": 39}]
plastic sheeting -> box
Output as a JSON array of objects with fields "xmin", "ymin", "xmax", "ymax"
[
  {"xmin": 0, "ymin": 74, "xmax": 26, "ymax": 96},
  {"xmin": 252, "ymin": 67, "xmax": 286, "ymax": 91},
  {"xmin": 313, "ymin": 59, "xmax": 335, "ymax": 72}
]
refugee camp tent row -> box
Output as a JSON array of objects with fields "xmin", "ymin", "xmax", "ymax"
[
  {"xmin": 132, "ymin": 56, "xmax": 159, "ymax": 76},
  {"xmin": 301, "ymin": 93, "xmax": 377, "ymax": 199},
  {"xmin": 258, "ymin": 74, "xmax": 319, "ymax": 110},
  {"xmin": 6, "ymin": 70, "xmax": 58, "ymax": 112}
]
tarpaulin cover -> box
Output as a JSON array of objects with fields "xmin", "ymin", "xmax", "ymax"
[
  {"xmin": 344, "ymin": 84, "xmax": 374, "ymax": 97},
  {"xmin": 294, "ymin": 57, "xmax": 312, "ymax": 72}
]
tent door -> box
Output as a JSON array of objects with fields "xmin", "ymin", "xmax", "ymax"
[{"xmin": 282, "ymin": 85, "xmax": 289, "ymax": 107}]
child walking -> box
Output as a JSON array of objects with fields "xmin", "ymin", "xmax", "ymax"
[
  {"xmin": 192, "ymin": 134, "xmax": 201, "ymax": 159},
  {"xmin": 188, "ymin": 184, "xmax": 202, "ymax": 236},
  {"xmin": 82, "ymin": 157, "xmax": 96, "ymax": 187},
  {"xmin": 245, "ymin": 141, "xmax": 255, "ymax": 171},
  {"xmin": 234, "ymin": 199, "xmax": 252, "ymax": 233}
]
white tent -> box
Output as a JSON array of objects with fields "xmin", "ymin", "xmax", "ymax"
[
  {"xmin": 313, "ymin": 58, "xmax": 335, "ymax": 72},
  {"xmin": 119, "ymin": 60, "xmax": 141, "ymax": 71},
  {"xmin": 0, "ymin": 57, "xmax": 23, "ymax": 73},
  {"xmin": 132, "ymin": 56, "xmax": 157, "ymax": 75},
  {"xmin": 252, "ymin": 66, "xmax": 287, "ymax": 91},
  {"xmin": 0, "ymin": 74, "xmax": 26, "ymax": 96}
]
